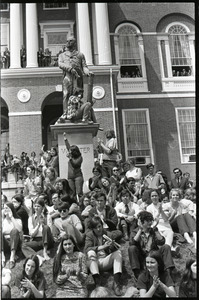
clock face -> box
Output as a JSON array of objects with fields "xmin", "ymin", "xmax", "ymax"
[
  {"xmin": 17, "ymin": 89, "xmax": 31, "ymax": 103},
  {"xmin": 92, "ymin": 86, "xmax": 105, "ymax": 100}
]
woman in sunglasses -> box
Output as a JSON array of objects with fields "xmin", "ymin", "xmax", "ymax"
[{"xmin": 52, "ymin": 202, "xmax": 84, "ymax": 247}]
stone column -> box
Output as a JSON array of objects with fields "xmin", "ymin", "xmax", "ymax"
[
  {"xmin": 164, "ymin": 37, "xmax": 172, "ymax": 77},
  {"xmin": 10, "ymin": 3, "xmax": 21, "ymax": 68},
  {"xmin": 189, "ymin": 35, "xmax": 195, "ymax": 76},
  {"xmin": 76, "ymin": 3, "xmax": 93, "ymax": 65},
  {"xmin": 157, "ymin": 37, "xmax": 165, "ymax": 78},
  {"xmin": 94, "ymin": 3, "xmax": 112, "ymax": 65},
  {"xmin": 26, "ymin": 3, "xmax": 38, "ymax": 67},
  {"xmin": 138, "ymin": 36, "xmax": 147, "ymax": 78}
]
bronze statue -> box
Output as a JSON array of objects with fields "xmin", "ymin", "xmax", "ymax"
[{"xmin": 57, "ymin": 37, "xmax": 94, "ymax": 123}]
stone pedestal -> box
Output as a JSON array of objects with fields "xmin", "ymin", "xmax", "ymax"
[{"xmin": 50, "ymin": 122, "xmax": 99, "ymax": 192}]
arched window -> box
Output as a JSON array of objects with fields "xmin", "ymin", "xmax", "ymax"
[
  {"xmin": 168, "ymin": 24, "xmax": 192, "ymax": 76},
  {"xmin": 115, "ymin": 23, "xmax": 146, "ymax": 79}
]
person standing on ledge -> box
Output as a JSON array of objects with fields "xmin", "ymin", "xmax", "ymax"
[{"xmin": 58, "ymin": 37, "xmax": 94, "ymax": 119}]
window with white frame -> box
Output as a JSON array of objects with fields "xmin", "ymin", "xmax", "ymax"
[
  {"xmin": 43, "ymin": 3, "xmax": 68, "ymax": 10},
  {"xmin": 115, "ymin": 24, "xmax": 144, "ymax": 78},
  {"xmin": 39, "ymin": 21, "xmax": 74, "ymax": 57},
  {"xmin": 168, "ymin": 24, "xmax": 192, "ymax": 76},
  {"xmin": 176, "ymin": 108, "xmax": 195, "ymax": 163},
  {"xmin": 158, "ymin": 22, "xmax": 195, "ymax": 79},
  {"xmin": 122, "ymin": 109, "xmax": 154, "ymax": 165}
]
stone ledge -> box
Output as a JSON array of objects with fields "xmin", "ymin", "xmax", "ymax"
[{"xmin": 51, "ymin": 122, "xmax": 100, "ymax": 138}]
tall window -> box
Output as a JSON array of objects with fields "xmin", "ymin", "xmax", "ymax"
[
  {"xmin": 168, "ymin": 24, "xmax": 193, "ymax": 77},
  {"xmin": 43, "ymin": 3, "xmax": 68, "ymax": 9},
  {"xmin": 122, "ymin": 109, "xmax": 154, "ymax": 165},
  {"xmin": 176, "ymin": 108, "xmax": 195, "ymax": 163},
  {"xmin": 116, "ymin": 24, "xmax": 142, "ymax": 78}
]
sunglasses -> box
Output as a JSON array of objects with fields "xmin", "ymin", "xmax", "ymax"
[
  {"xmin": 113, "ymin": 169, "xmax": 118, "ymax": 171},
  {"xmin": 58, "ymin": 209, "xmax": 67, "ymax": 213},
  {"xmin": 174, "ymin": 171, "xmax": 180, "ymax": 174}
]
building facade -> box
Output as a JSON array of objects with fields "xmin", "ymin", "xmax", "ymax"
[{"xmin": 1, "ymin": 2, "xmax": 195, "ymax": 179}]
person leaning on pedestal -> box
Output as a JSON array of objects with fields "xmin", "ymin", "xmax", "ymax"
[{"xmin": 97, "ymin": 130, "xmax": 118, "ymax": 178}]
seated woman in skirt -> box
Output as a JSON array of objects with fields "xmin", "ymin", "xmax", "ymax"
[{"xmin": 53, "ymin": 234, "xmax": 88, "ymax": 298}]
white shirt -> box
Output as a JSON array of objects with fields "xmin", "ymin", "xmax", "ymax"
[
  {"xmin": 28, "ymin": 213, "xmax": 52, "ymax": 237},
  {"xmin": 147, "ymin": 203, "xmax": 172, "ymax": 230},
  {"xmin": 163, "ymin": 199, "xmax": 194, "ymax": 218},
  {"xmin": 3, "ymin": 218, "xmax": 22, "ymax": 235},
  {"xmin": 115, "ymin": 201, "xmax": 140, "ymax": 218},
  {"xmin": 54, "ymin": 214, "xmax": 83, "ymax": 233}
]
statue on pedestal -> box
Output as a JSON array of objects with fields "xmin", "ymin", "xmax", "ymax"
[{"xmin": 56, "ymin": 37, "xmax": 96, "ymax": 124}]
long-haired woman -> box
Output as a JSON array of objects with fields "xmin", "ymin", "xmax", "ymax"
[
  {"xmin": 16, "ymin": 254, "xmax": 47, "ymax": 298},
  {"xmin": 137, "ymin": 250, "xmax": 176, "ymax": 298},
  {"xmin": 53, "ymin": 234, "xmax": 88, "ymax": 298},
  {"xmin": 179, "ymin": 258, "xmax": 196, "ymax": 297},
  {"xmin": 63, "ymin": 133, "xmax": 84, "ymax": 200}
]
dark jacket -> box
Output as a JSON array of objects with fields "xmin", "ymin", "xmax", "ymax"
[
  {"xmin": 87, "ymin": 205, "xmax": 118, "ymax": 230},
  {"xmin": 84, "ymin": 228, "xmax": 122, "ymax": 254},
  {"xmin": 129, "ymin": 226, "xmax": 165, "ymax": 255},
  {"xmin": 88, "ymin": 176, "xmax": 103, "ymax": 191},
  {"xmin": 16, "ymin": 205, "xmax": 29, "ymax": 235},
  {"xmin": 170, "ymin": 177, "xmax": 189, "ymax": 191}
]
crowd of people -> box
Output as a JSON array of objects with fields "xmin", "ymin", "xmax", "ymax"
[
  {"xmin": 1, "ymin": 130, "xmax": 197, "ymax": 298},
  {"xmin": 0, "ymin": 45, "xmax": 67, "ymax": 69}
]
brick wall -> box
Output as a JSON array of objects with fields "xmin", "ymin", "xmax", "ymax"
[{"xmin": 9, "ymin": 114, "xmax": 42, "ymax": 156}]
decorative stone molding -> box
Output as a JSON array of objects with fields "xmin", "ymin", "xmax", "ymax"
[
  {"xmin": 17, "ymin": 89, "xmax": 31, "ymax": 102},
  {"xmin": 92, "ymin": 86, "xmax": 105, "ymax": 99}
]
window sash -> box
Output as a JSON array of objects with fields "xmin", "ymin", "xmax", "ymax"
[
  {"xmin": 124, "ymin": 111, "xmax": 151, "ymax": 157},
  {"xmin": 177, "ymin": 109, "xmax": 195, "ymax": 160},
  {"xmin": 169, "ymin": 32, "xmax": 191, "ymax": 67}
]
